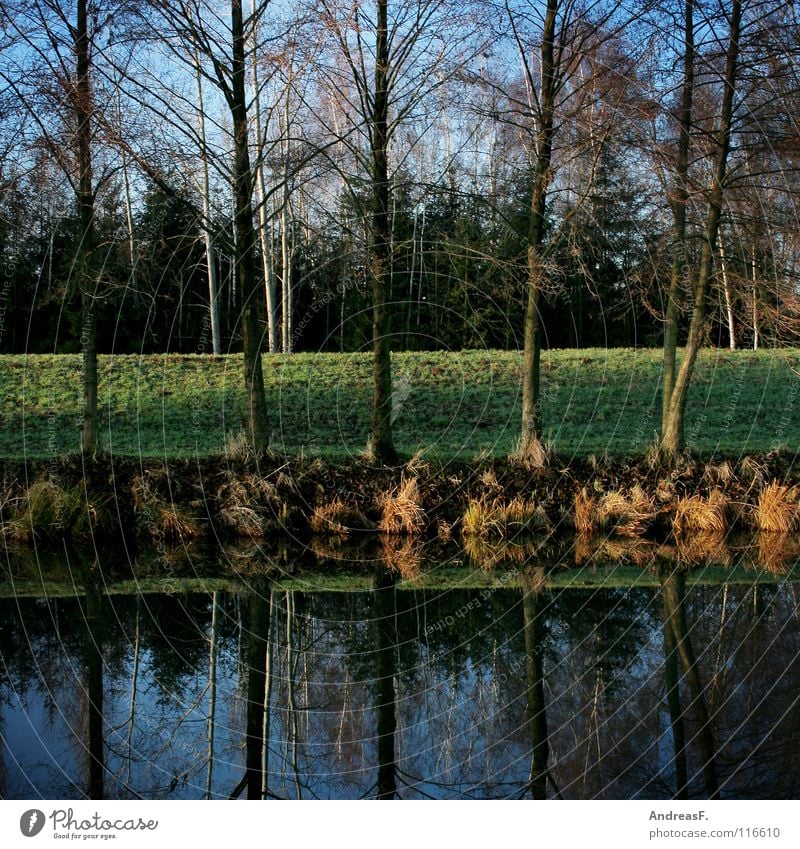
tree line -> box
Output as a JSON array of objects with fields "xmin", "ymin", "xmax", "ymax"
[{"xmin": 0, "ymin": 0, "xmax": 798, "ymax": 461}]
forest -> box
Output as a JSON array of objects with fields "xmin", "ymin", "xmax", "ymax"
[{"xmin": 0, "ymin": 0, "xmax": 798, "ymax": 463}]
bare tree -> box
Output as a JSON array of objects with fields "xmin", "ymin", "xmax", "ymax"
[
  {"xmin": 660, "ymin": 0, "xmax": 742, "ymax": 454},
  {"xmin": 659, "ymin": 0, "xmax": 695, "ymax": 445},
  {"xmin": 0, "ymin": 0, "xmax": 130, "ymax": 453},
  {"xmin": 501, "ymin": 0, "xmax": 644, "ymax": 462},
  {"xmin": 136, "ymin": 0, "xmax": 294, "ymax": 447},
  {"xmin": 312, "ymin": 0, "xmax": 485, "ymax": 463}
]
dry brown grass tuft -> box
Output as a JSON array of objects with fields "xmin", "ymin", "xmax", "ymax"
[
  {"xmin": 219, "ymin": 504, "xmax": 262, "ymax": 538},
  {"xmin": 462, "ymin": 498, "xmax": 496, "ymax": 538},
  {"xmin": 573, "ymin": 534, "xmax": 595, "ymax": 565},
  {"xmin": 217, "ymin": 477, "xmax": 263, "ymax": 538},
  {"xmin": 309, "ymin": 497, "xmax": 373, "ymax": 536},
  {"xmin": 404, "ymin": 450, "xmax": 430, "ymax": 477},
  {"xmin": 242, "ymin": 474, "xmax": 278, "ymax": 500},
  {"xmin": 158, "ymin": 507, "xmax": 203, "ymax": 542},
  {"xmin": 4, "ymin": 479, "xmax": 97, "ymax": 541},
  {"xmin": 740, "ymin": 456, "xmax": 766, "ymax": 490},
  {"xmin": 215, "ymin": 473, "xmax": 281, "ymax": 537},
  {"xmin": 754, "ymin": 482, "xmax": 800, "ymax": 533},
  {"xmin": 574, "ymin": 489, "xmax": 598, "ymax": 535},
  {"xmin": 224, "ymin": 430, "xmax": 255, "ymax": 462},
  {"xmin": 673, "ymin": 491, "xmax": 729, "ymax": 535},
  {"xmin": 577, "ymin": 485, "xmax": 656, "ymax": 538},
  {"xmin": 131, "ymin": 474, "xmax": 201, "ymax": 542},
  {"xmin": 461, "ymin": 495, "xmax": 549, "ymax": 539},
  {"xmin": 379, "ymin": 477, "xmax": 425, "ymax": 535},
  {"xmin": 436, "ymin": 519, "xmax": 452, "ymax": 542},
  {"xmin": 599, "ymin": 487, "xmax": 654, "ymax": 537},
  {"xmin": 511, "ymin": 435, "xmax": 552, "ymax": 470},
  {"xmin": 703, "ymin": 460, "xmax": 734, "ymax": 486}
]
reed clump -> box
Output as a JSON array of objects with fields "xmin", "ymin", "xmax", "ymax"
[
  {"xmin": 598, "ymin": 486, "xmax": 656, "ymax": 537},
  {"xmin": 131, "ymin": 474, "xmax": 201, "ymax": 543},
  {"xmin": 511, "ymin": 435, "xmax": 552, "ymax": 471},
  {"xmin": 4, "ymin": 479, "xmax": 102, "ymax": 541},
  {"xmin": 462, "ymin": 494, "xmax": 550, "ymax": 539},
  {"xmin": 574, "ymin": 489, "xmax": 598, "ymax": 535},
  {"xmin": 753, "ymin": 481, "xmax": 800, "ymax": 533},
  {"xmin": 217, "ymin": 478, "xmax": 263, "ymax": 538},
  {"xmin": 216, "ymin": 473, "xmax": 279, "ymax": 538},
  {"xmin": 574, "ymin": 486, "xmax": 656, "ymax": 538},
  {"xmin": 378, "ymin": 477, "xmax": 425, "ymax": 535},
  {"xmin": 309, "ymin": 497, "xmax": 373, "ymax": 536},
  {"xmin": 673, "ymin": 491, "xmax": 729, "ymax": 536}
]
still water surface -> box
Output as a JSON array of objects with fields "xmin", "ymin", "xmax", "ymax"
[{"xmin": 1, "ymin": 552, "xmax": 798, "ymax": 800}]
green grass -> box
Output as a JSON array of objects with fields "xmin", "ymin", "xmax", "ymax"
[{"xmin": 1, "ymin": 348, "xmax": 799, "ymax": 459}]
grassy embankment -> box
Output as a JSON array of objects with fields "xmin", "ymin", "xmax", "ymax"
[{"xmin": 1, "ymin": 348, "xmax": 799, "ymax": 459}]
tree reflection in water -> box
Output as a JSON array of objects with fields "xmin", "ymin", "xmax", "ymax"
[
  {"xmin": 0, "ymin": 555, "xmax": 798, "ymax": 800},
  {"xmin": 659, "ymin": 562, "xmax": 719, "ymax": 799}
]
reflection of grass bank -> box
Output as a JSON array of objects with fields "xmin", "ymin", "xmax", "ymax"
[
  {"xmin": 0, "ymin": 536, "xmax": 795, "ymax": 599},
  {"xmin": 1, "ymin": 348, "xmax": 799, "ymax": 458}
]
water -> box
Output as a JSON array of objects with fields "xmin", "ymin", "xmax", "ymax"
[{"xmin": 0, "ymin": 550, "xmax": 799, "ymax": 799}]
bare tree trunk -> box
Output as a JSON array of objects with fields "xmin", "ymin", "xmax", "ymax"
[
  {"xmin": 231, "ymin": 0, "xmax": 269, "ymax": 448},
  {"xmin": 76, "ymin": 0, "xmax": 98, "ymax": 455},
  {"xmin": 661, "ymin": 0, "xmax": 741, "ymax": 455},
  {"xmin": 285, "ymin": 591, "xmax": 303, "ymax": 797},
  {"xmin": 255, "ymin": 166, "xmax": 278, "ymax": 353},
  {"xmin": 751, "ymin": 242, "xmax": 759, "ymax": 350},
  {"xmin": 195, "ymin": 61, "xmax": 222, "ymax": 355},
  {"xmin": 261, "ymin": 589, "xmax": 274, "ymax": 800},
  {"xmin": 519, "ymin": 0, "xmax": 557, "ymax": 463},
  {"xmin": 250, "ymin": 2, "xmax": 279, "ymax": 354},
  {"xmin": 117, "ymin": 88, "xmax": 139, "ymax": 309},
  {"xmin": 124, "ymin": 597, "xmax": 141, "ymax": 788},
  {"xmin": 719, "ymin": 239, "xmax": 736, "ymax": 350},
  {"xmin": 661, "ymin": 0, "xmax": 695, "ymax": 445},
  {"xmin": 366, "ymin": 0, "xmax": 397, "ymax": 464},
  {"xmin": 245, "ymin": 590, "xmax": 269, "ymax": 799},
  {"xmin": 280, "ymin": 158, "xmax": 293, "ymax": 353}
]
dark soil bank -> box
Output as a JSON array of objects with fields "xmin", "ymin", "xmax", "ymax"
[{"xmin": 1, "ymin": 449, "xmax": 799, "ymax": 548}]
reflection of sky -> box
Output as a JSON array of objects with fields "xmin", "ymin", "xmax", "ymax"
[
  {"xmin": 2, "ymin": 693, "xmax": 83, "ymax": 798},
  {"xmin": 1, "ymin": 582, "xmax": 799, "ymax": 800}
]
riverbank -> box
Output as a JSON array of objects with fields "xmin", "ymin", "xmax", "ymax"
[{"xmin": 1, "ymin": 450, "xmax": 799, "ymax": 552}]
